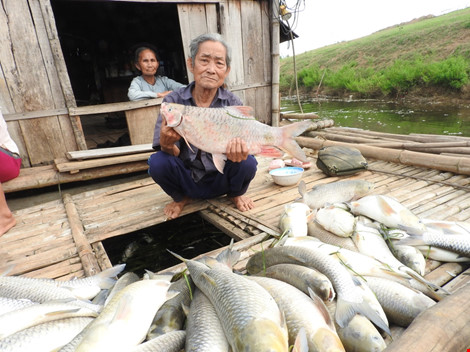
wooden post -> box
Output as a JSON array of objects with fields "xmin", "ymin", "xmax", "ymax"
[{"xmin": 63, "ymin": 193, "xmax": 100, "ymax": 276}]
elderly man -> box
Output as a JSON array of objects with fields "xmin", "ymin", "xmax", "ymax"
[{"xmin": 148, "ymin": 33, "xmax": 258, "ymax": 219}]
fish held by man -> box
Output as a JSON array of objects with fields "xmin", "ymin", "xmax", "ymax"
[{"xmin": 160, "ymin": 102, "xmax": 312, "ymax": 173}]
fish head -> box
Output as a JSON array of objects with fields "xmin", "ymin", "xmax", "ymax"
[
  {"xmin": 234, "ymin": 318, "xmax": 289, "ymax": 352},
  {"xmin": 161, "ymin": 102, "xmax": 184, "ymax": 128}
]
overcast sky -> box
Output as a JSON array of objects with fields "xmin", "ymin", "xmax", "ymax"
[{"xmin": 280, "ymin": 0, "xmax": 470, "ymax": 57}]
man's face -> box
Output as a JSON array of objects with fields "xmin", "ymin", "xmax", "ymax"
[{"xmin": 188, "ymin": 40, "xmax": 230, "ymax": 89}]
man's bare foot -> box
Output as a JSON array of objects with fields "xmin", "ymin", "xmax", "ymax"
[
  {"xmin": 0, "ymin": 213, "xmax": 16, "ymax": 237},
  {"xmin": 164, "ymin": 197, "xmax": 190, "ymax": 220},
  {"xmin": 230, "ymin": 195, "xmax": 255, "ymax": 212}
]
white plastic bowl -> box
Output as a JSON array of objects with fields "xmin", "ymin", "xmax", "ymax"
[{"xmin": 269, "ymin": 167, "xmax": 304, "ymax": 186}]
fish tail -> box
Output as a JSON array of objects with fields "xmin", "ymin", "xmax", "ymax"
[
  {"xmin": 280, "ymin": 121, "xmax": 312, "ymax": 162},
  {"xmin": 95, "ymin": 264, "xmax": 126, "ymax": 289},
  {"xmin": 336, "ymin": 296, "xmax": 391, "ymax": 336},
  {"xmin": 401, "ymin": 266, "xmax": 450, "ymax": 298}
]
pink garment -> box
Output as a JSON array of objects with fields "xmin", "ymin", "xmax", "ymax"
[{"xmin": 0, "ymin": 147, "xmax": 21, "ymax": 183}]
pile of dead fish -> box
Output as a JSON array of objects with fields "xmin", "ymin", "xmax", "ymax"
[{"xmin": 1, "ymin": 179, "xmax": 470, "ymax": 351}]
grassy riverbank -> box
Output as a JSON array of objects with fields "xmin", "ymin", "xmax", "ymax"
[{"xmin": 280, "ymin": 7, "xmax": 470, "ymax": 103}]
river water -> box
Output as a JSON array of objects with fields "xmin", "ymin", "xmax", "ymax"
[{"xmin": 281, "ymin": 97, "xmax": 470, "ymax": 137}]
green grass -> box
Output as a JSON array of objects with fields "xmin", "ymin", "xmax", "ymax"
[{"xmin": 280, "ymin": 8, "xmax": 470, "ymax": 97}]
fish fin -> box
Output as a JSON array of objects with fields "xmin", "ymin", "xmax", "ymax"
[
  {"xmin": 224, "ymin": 105, "xmax": 255, "ymax": 118},
  {"xmin": 336, "ymin": 296, "xmax": 391, "ymax": 336},
  {"xmin": 201, "ymin": 272, "xmax": 218, "ymax": 288},
  {"xmin": 396, "ymin": 234, "xmax": 426, "ymax": 247},
  {"xmin": 292, "ymin": 327, "xmax": 308, "ymax": 352},
  {"xmin": 258, "ymin": 145, "xmax": 284, "ymax": 158},
  {"xmin": 92, "ymin": 264, "xmax": 126, "ymax": 289},
  {"xmin": 400, "ymin": 266, "xmax": 451, "ymax": 297},
  {"xmin": 280, "ymin": 121, "xmax": 312, "ymax": 162},
  {"xmin": 215, "ymin": 244, "xmax": 241, "ymax": 269},
  {"xmin": 307, "ymin": 287, "xmax": 335, "ymax": 330},
  {"xmin": 212, "ymin": 153, "xmax": 227, "ymax": 174}
]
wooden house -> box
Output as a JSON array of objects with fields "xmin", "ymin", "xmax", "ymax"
[{"xmin": 1, "ymin": 0, "xmax": 285, "ymax": 193}]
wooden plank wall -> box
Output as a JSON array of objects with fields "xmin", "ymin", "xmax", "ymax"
[
  {"xmin": 0, "ymin": 0, "xmax": 83, "ymax": 167},
  {"xmin": 179, "ymin": 0, "xmax": 273, "ymax": 124}
]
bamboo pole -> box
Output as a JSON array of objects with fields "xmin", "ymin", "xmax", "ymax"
[
  {"xmin": 271, "ymin": 0, "xmax": 280, "ymax": 127},
  {"xmin": 296, "ymin": 136, "xmax": 470, "ymax": 175},
  {"xmin": 281, "ymin": 112, "xmax": 320, "ymax": 120},
  {"xmin": 383, "ymin": 283, "xmax": 470, "ymax": 352},
  {"xmin": 63, "ymin": 193, "xmax": 100, "ymax": 276}
]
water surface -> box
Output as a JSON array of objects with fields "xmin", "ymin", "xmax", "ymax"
[{"xmin": 281, "ymin": 98, "xmax": 470, "ymax": 137}]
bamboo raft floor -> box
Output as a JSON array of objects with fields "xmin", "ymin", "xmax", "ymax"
[
  {"xmin": 2, "ymin": 146, "xmax": 470, "ymax": 350},
  {"xmin": 2, "ymin": 148, "xmax": 470, "ymax": 287}
]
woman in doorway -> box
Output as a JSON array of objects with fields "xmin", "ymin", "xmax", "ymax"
[{"xmin": 128, "ymin": 45, "xmax": 185, "ymax": 101}]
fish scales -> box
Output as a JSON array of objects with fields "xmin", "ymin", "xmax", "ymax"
[
  {"xmin": 245, "ymin": 246, "xmax": 390, "ymax": 334},
  {"xmin": 185, "ymin": 289, "xmax": 230, "ymax": 351},
  {"xmin": 130, "ymin": 330, "xmax": 186, "ymax": 352},
  {"xmin": 183, "ymin": 259, "xmax": 289, "ymax": 352},
  {"xmin": 161, "ymin": 102, "xmax": 311, "ymax": 173},
  {"xmin": 248, "ymin": 276, "xmax": 345, "ymax": 352}
]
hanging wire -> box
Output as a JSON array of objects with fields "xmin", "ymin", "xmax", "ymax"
[{"xmin": 279, "ymin": 0, "xmax": 306, "ymax": 114}]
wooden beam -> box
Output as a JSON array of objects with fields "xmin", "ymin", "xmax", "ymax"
[
  {"xmin": 55, "ymin": 153, "xmax": 154, "ymax": 173},
  {"xmin": 63, "ymin": 193, "xmax": 100, "ymax": 276},
  {"xmin": 199, "ymin": 209, "xmax": 251, "ymax": 241},
  {"xmin": 67, "ymin": 144, "xmax": 153, "ymax": 160},
  {"xmin": 68, "ymin": 99, "xmax": 162, "ymax": 117}
]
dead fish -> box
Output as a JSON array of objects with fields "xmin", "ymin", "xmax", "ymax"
[
  {"xmin": 75, "ymin": 277, "xmax": 175, "ymax": 352},
  {"xmin": 398, "ymin": 225, "xmax": 470, "ymax": 258},
  {"xmin": 0, "ymin": 298, "xmax": 100, "ymax": 340},
  {"xmin": 279, "ymin": 202, "xmax": 314, "ymax": 237},
  {"xmin": 298, "ymin": 179, "xmax": 374, "ymax": 210},
  {"xmin": 246, "ymin": 245, "xmax": 390, "ymax": 335},
  {"xmin": 0, "ymin": 297, "xmax": 37, "ymax": 316},
  {"xmin": 104, "ymin": 271, "xmax": 140, "ymax": 306},
  {"xmin": 147, "ymin": 275, "xmax": 195, "ymax": 339},
  {"xmin": 261, "ymin": 263, "xmax": 335, "ymax": 302},
  {"xmin": 131, "ymin": 330, "xmax": 186, "ymax": 352},
  {"xmin": 315, "ymin": 205, "xmax": 357, "ymax": 237},
  {"xmin": 248, "ymin": 276, "xmax": 345, "ymax": 352},
  {"xmin": 0, "ymin": 316, "xmax": 93, "ymax": 352},
  {"xmin": 363, "ymin": 276, "xmax": 436, "ymax": 327},
  {"xmin": 348, "ymin": 195, "xmax": 426, "ymax": 232},
  {"xmin": 185, "ymin": 289, "xmax": 230, "ymax": 352},
  {"xmin": 179, "ymin": 256, "xmax": 289, "ymax": 351},
  {"xmin": 161, "ymin": 102, "xmax": 312, "ymax": 173},
  {"xmin": 308, "ymin": 222, "xmax": 359, "ymax": 252},
  {"xmin": 325, "ymin": 300, "xmax": 386, "ymax": 352}
]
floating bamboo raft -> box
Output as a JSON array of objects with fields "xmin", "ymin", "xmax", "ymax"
[{"xmin": 2, "ymin": 127, "xmax": 470, "ymax": 351}]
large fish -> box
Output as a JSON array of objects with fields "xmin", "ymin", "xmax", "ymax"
[
  {"xmin": 279, "ymin": 202, "xmax": 314, "ymax": 237},
  {"xmin": 315, "ymin": 205, "xmax": 357, "ymax": 238},
  {"xmin": 363, "ymin": 276, "xmax": 436, "ymax": 327},
  {"xmin": 180, "ymin": 257, "xmax": 289, "ymax": 351},
  {"xmin": 247, "ymin": 276, "xmax": 345, "ymax": 352},
  {"xmin": 348, "ymin": 194, "xmax": 426, "ymax": 232},
  {"xmin": 161, "ymin": 102, "xmax": 312, "ymax": 173},
  {"xmin": 261, "ymin": 263, "xmax": 335, "ymax": 302},
  {"xmin": 0, "ymin": 299, "xmax": 100, "ymax": 340},
  {"xmin": 75, "ymin": 277, "xmax": 175, "ymax": 352},
  {"xmin": 147, "ymin": 275, "xmax": 195, "ymax": 339},
  {"xmin": 131, "ymin": 330, "xmax": 186, "ymax": 352},
  {"xmin": 325, "ymin": 300, "xmax": 386, "ymax": 352},
  {"xmin": 185, "ymin": 289, "xmax": 230, "ymax": 352},
  {"xmin": 245, "ymin": 245, "xmax": 390, "ymax": 335},
  {"xmin": 298, "ymin": 179, "xmax": 374, "ymax": 210},
  {"xmin": 0, "ymin": 316, "xmax": 93, "ymax": 352}
]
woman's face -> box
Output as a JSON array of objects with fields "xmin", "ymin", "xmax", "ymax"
[{"xmin": 135, "ymin": 49, "xmax": 159, "ymax": 77}]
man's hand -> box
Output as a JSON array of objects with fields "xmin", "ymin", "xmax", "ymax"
[
  {"xmin": 226, "ymin": 138, "xmax": 249, "ymax": 162},
  {"xmin": 160, "ymin": 118, "xmax": 181, "ymax": 156}
]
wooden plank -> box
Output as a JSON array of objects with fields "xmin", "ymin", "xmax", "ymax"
[
  {"xmin": 68, "ymin": 99, "xmax": 162, "ymax": 117},
  {"xmin": 199, "ymin": 209, "xmax": 251, "ymax": 240},
  {"xmin": 55, "ymin": 153, "xmax": 153, "ymax": 173},
  {"xmin": 67, "ymin": 144, "xmax": 153, "ymax": 160},
  {"xmin": 125, "ymin": 105, "xmax": 160, "ymax": 145},
  {"xmin": 63, "ymin": 193, "xmax": 100, "ymax": 276}
]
